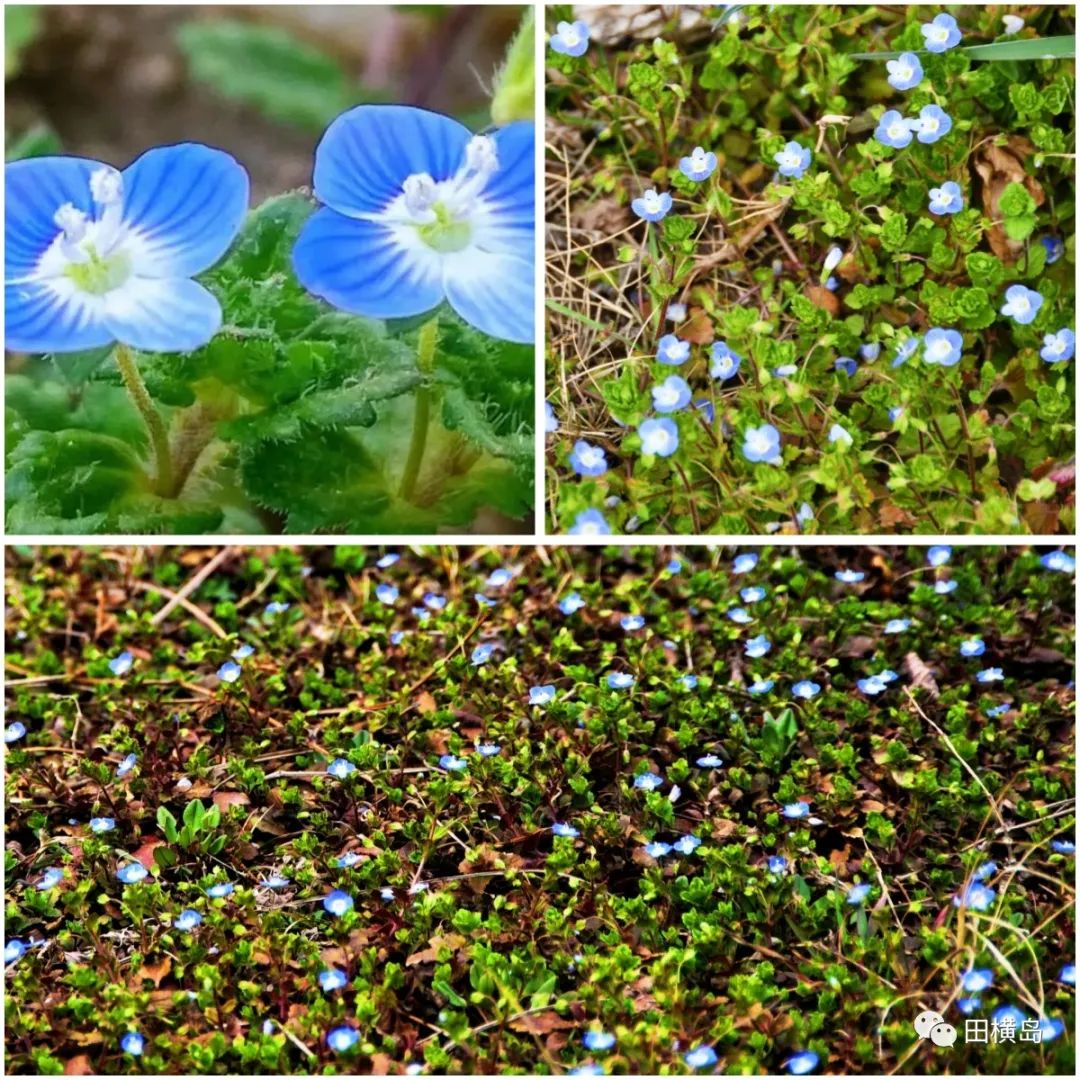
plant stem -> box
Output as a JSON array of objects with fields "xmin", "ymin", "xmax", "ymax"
[
  {"xmin": 399, "ymin": 318, "xmax": 440, "ymax": 502},
  {"xmin": 114, "ymin": 343, "xmax": 173, "ymax": 497}
]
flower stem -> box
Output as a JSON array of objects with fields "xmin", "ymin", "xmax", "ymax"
[
  {"xmin": 114, "ymin": 343, "xmax": 173, "ymax": 497},
  {"xmin": 399, "ymin": 318, "xmax": 440, "ymax": 502}
]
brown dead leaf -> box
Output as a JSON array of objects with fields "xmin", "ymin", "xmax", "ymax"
[
  {"xmin": 415, "ymin": 691, "xmax": 437, "ymax": 714},
  {"xmin": 570, "ymin": 197, "xmax": 632, "ymax": 237},
  {"xmin": 136, "ymin": 955, "xmax": 172, "ymax": 987},
  {"xmin": 902, "ymin": 652, "xmax": 940, "ymax": 699},
  {"xmin": 130, "ymin": 838, "xmax": 165, "ymax": 870},
  {"xmin": 64, "ymin": 1056, "xmax": 94, "ymax": 1075},
  {"xmin": 508, "ymin": 1010, "xmax": 577, "ymax": 1035},
  {"xmin": 972, "ymin": 136, "xmax": 1045, "ymax": 263},
  {"xmin": 879, "ymin": 502, "xmax": 917, "ymax": 530},
  {"xmin": 680, "ymin": 308, "xmax": 715, "ymax": 345},
  {"xmin": 1023, "ymin": 500, "xmax": 1060, "ymax": 534},
  {"xmin": 212, "ymin": 791, "xmax": 250, "ymax": 812},
  {"xmin": 805, "ymin": 284, "xmax": 840, "ymax": 317}
]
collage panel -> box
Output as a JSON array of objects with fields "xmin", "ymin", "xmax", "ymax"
[
  {"xmin": 544, "ymin": 4, "xmax": 1076, "ymax": 537},
  {"xmin": 4, "ymin": 543, "xmax": 1076, "ymax": 1074},
  {"xmin": 4, "ymin": 4, "xmax": 536, "ymax": 537}
]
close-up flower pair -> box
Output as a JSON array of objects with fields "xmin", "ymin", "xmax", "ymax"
[{"xmin": 5, "ymin": 104, "xmax": 535, "ymax": 355}]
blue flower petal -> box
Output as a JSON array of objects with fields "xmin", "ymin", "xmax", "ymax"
[
  {"xmin": 313, "ymin": 105, "xmax": 472, "ymax": 217},
  {"xmin": 102, "ymin": 278, "xmax": 222, "ymax": 353},
  {"xmin": 5, "ymin": 281, "xmax": 111, "ymax": 354},
  {"xmin": 292, "ymin": 208, "xmax": 443, "ymax": 320},
  {"xmin": 5, "ymin": 156, "xmax": 99, "ymax": 279},
  {"xmin": 444, "ymin": 251, "xmax": 533, "ymax": 344},
  {"xmin": 480, "ymin": 121, "xmax": 534, "ymax": 259},
  {"xmin": 121, "ymin": 144, "xmax": 249, "ymax": 278}
]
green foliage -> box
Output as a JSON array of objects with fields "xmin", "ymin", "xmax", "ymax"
[
  {"xmin": 5, "ymin": 4, "xmax": 41, "ymax": 77},
  {"xmin": 546, "ymin": 4, "xmax": 1075, "ymax": 536}
]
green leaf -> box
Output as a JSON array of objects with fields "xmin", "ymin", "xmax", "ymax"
[
  {"xmin": 5, "ymin": 5, "xmax": 41, "ymax": 77},
  {"xmin": 177, "ymin": 19, "xmax": 358, "ymax": 130},
  {"xmin": 157, "ymin": 807, "xmax": 179, "ymax": 844},
  {"xmin": 433, "ymin": 978, "xmax": 467, "ymax": 1008},
  {"xmin": 1016, "ymin": 477, "xmax": 1057, "ymax": 501},
  {"xmin": 851, "ymin": 36, "xmax": 1075, "ymax": 62},
  {"xmin": 183, "ymin": 799, "xmax": 205, "ymax": 832},
  {"xmin": 490, "ymin": 8, "xmax": 533, "ymax": 125},
  {"xmin": 5, "ymin": 123, "xmax": 61, "ymax": 161}
]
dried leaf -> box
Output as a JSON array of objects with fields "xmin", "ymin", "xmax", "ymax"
[
  {"xmin": 213, "ymin": 791, "xmax": 251, "ymax": 812},
  {"xmin": 902, "ymin": 652, "xmax": 940, "ymax": 699},
  {"xmin": 131, "ymin": 838, "xmax": 165, "ymax": 870},
  {"xmin": 136, "ymin": 955, "xmax": 172, "ymax": 988},
  {"xmin": 805, "ymin": 284, "xmax": 840, "ymax": 317},
  {"xmin": 64, "ymin": 1056, "xmax": 94, "ymax": 1075},
  {"xmin": 972, "ymin": 136, "xmax": 1045, "ymax": 263},
  {"xmin": 508, "ymin": 1010, "xmax": 576, "ymax": 1034}
]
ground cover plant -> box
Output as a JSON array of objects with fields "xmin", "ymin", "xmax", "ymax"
[
  {"xmin": 545, "ymin": 5, "xmax": 1076, "ymax": 536},
  {"xmin": 4, "ymin": 5, "xmax": 535, "ymax": 535},
  {"xmin": 4, "ymin": 543, "xmax": 1076, "ymax": 1074}
]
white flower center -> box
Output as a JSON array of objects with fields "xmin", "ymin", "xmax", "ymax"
[
  {"xmin": 580, "ymin": 447, "xmax": 602, "ymax": 467},
  {"xmin": 643, "ymin": 190, "xmax": 662, "ymax": 213},
  {"xmin": 1013, "ymin": 295, "xmax": 1030, "ymax": 314},
  {"xmin": 1047, "ymin": 334, "xmax": 1065, "ymax": 356},
  {"xmin": 393, "ymin": 134, "xmax": 499, "ymax": 253},
  {"xmin": 656, "ymin": 385, "xmax": 679, "ymax": 406},
  {"xmin": 896, "ymin": 61, "xmax": 913, "ymax": 81},
  {"xmin": 648, "ymin": 428, "xmax": 671, "ymax": 451},
  {"xmin": 560, "ymin": 24, "xmax": 580, "ymax": 47},
  {"xmin": 921, "ymin": 115, "xmax": 939, "ymax": 134},
  {"xmin": 748, "ymin": 431, "xmax": 770, "ymax": 454},
  {"xmin": 930, "ymin": 26, "xmax": 948, "ymax": 43},
  {"xmin": 927, "ymin": 338, "xmax": 950, "ymax": 361},
  {"xmin": 887, "ymin": 120, "xmax": 908, "ymax": 140}
]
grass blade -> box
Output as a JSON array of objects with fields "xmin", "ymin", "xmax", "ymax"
[{"xmin": 851, "ymin": 35, "xmax": 1075, "ymax": 62}]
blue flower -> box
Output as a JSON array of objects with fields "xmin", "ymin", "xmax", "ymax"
[
  {"xmin": 174, "ymin": 909, "xmax": 203, "ymax": 932},
  {"xmin": 638, "ymin": 417, "xmax": 680, "ymax": 457},
  {"xmin": 643, "ymin": 840, "xmax": 672, "ymax": 858},
  {"xmin": 784, "ymin": 1050, "xmax": 820, "ymax": 1075},
  {"xmin": 292, "ymin": 106, "xmax": 534, "ymax": 343},
  {"xmin": 985, "ymin": 703, "xmax": 1010, "ymax": 718},
  {"xmin": 217, "ymin": 660, "xmax": 242, "ymax": 684},
  {"xmin": 607, "ymin": 672, "xmax": 635, "ymax": 690},
  {"xmin": 1041, "ymin": 328, "xmax": 1074, "ymax": 363},
  {"xmin": 5, "ymin": 721, "xmax": 26, "ymax": 743},
  {"xmin": 823, "ymin": 246, "xmax": 843, "ymax": 273},
  {"xmin": 549, "ymin": 20, "xmax": 589, "ymax": 57},
  {"xmin": 886, "ymin": 52, "xmax": 923, "ymax": 90},
  {"xmin": 583, "ymin": 1031, "xmax": 616, "ymax": 1052},
  {"xmin": 846, "ymin": 883, "xmax": 871, "ymax": 905},
  {"xmin": 109, "ymin": 651, "xmax": 134, "ymax": 677},
  {"xmin": 568, "ymin": 509, "xmax": 612, "ymax": 536},
  {"xmin": 116, "ymin": 752, "xmax": 137, "ymax": 778},
  {"xmin": 875, "ymin": 110, "xmax": 916, "ymax": 149},
  {"xmin": 1059, "ymin": 964, "xmax": 1076, "ymax": 985},
  {"xmin": 773, "ymin": 364, "xmax": 799, "ymax": 377},
  {"xmin": 885, "ymin": 619, "xmax": 911, "ymax": 634},
  {"xmin": 1040, "ymin": 550, "xmax": 1076, "ymax": 573},
  {"xmin": 782, "ymin": 802, "xmax": 809, "ymax": 819},
  {"xmin": 927, "ymin": 545, "xmax": 952, "ymax": 566},
  {"xmin": 552, "ymin": 822, "xmax": 580, "ymax": 838},
  {"xmin": 232, "ymin": 644, "xmax": 254, "ymax": 660},
  {"xmin": 476, "ymin": 742, "xmax": 501, "ymax": 757},
  {"xmin": 423, "ymin": 592, "xmax": 446, "ymax": 611},
  {"xmin": 733, "ymin": 553, "xmax": 759, "ymax": 574},
  {"xmin": 569, "ymin": 440, "xmax": 608, "ymax": 477},
  {"xmin": 748, "ymin": 679, "xmax": 775, "ymax": 695},
  {"xmin": 569, "ymin": 1067, "xmax": 605, "ymax": 1077},
  {"xmin": 530, "ymin": 684, "xmax": 556, "ymax": 705},
  {"xmin": 956, "ymin": 997, "xmax": 982, "ymax": 1015},
  {"xmin": 774, "ymin": 142, "xmax": 811, "ymax": 179},
  {"xmin": 792, "ymin": 680, "xmax": 821, "ymax": 700},
  {"xmin": 327, "ymin": 757, "xmax": 356, "ymax": 780},
  {"xmin": 684, "ymin": 1045, "xmax": 718, "ymax": 1069},
  {"xmin": 710, "ymin": 341, "xmax": 743, "ymax": 380},
  {"xmin": 560, "ymin": 591, "xmax": 587, "ymax": 614},
  {"xmin": 741, "ymin": 586, "xmax": 766, "ymax": 603},
  {"xmin": 835, "ymin": 569, "xmax": 864, "ymax": 583},
  {"xmin": 973, "ymin": 861, "xmax": 997, "ymax": 881},
  {"xmin": 835, "ymin": 357, "xmax": 857, "ymax": 377},
  {"xmin": 120, "ymin": 1032, "xmax": 145, "ymax": 1057},
  {"xmin": 1038, "ymin": 1017, "xmax": 1065, "ymax": 1043},
  {"xmin": 961, "ymin": 968, "xmax": 993, "ymax": 993},
  {"xmin": 631, "ymin": 188, "xmax": 672, "ymax": 222},
  {"xmin": 326, "ymin": 1025, "xmax": 360, "ymax": 1053},
  {"xmin": 742, "ymin": 423, "xmax": 782, "ymax": 465},
  {"xmin": 858, "ymin": 676, "xmax": 886, "ymax": 696},
  {"xmin": 337, "ymin": 852, "xmax": 362, "ymax": 868},
  {"xmin": 828, "ymin": 423, "xmax": 853, "ymax": 446},
  {"xmin": 651, "ymin": 375, "xmax": 692, "ymax": 413},
  {"xmin": 667, "ymin": 559, "xmax": 682, "ymax": 573},
  {"xmin": 674, "ymin": 834, "xmax": 703, "ymax": 855},
  {"xmin": 319, "ymin": 967, "xmax": 349, "ymax": 992},
  {"xmin": 697, "ymin": 754, "xmax": 723, "ymax": 768},
  {"xmin": 545, "ymin": 402, "xmax": 560, "ymax": 433},
  {"xmin": 921, "ymin": 13, "xmax": 962, "ymax": 52},
  {"xmin": 264, "ymin": 601, "xmax": 290, "ymax": 616},
  {"xmin": 935, "ymin": 579, "xmax": 958, "ymax": 595},
  {"xmin": 5, "ymin": 146, "xmax": 248, "ymax": 354},
  {"xmin": 89, "ymin": 816, "xmax": 115, "ymax": 833},
  {"xmin": 1000, "ymin": 284, "xmax": 1043, "ymax": 325},
  {"xmin": 621, "ymin": 614, "xmax": 646, "ymax": 631},
  {"xmin": 767, "ymin": 856, "xmax": 788, "ymax": 874},
  {"xmin": 976, "ymin": 667, "xmax": 1004, "ymax": 683},
  {"xmin": 36, "ymin": 867, "xmax": 64, "ymax": 890},
  {"xmin": 376, "ymin": 553, "xmax": 399, "ymax": 568},
  {"xmin": 928, "ymin": 181, "xmax": 964, "ymax": 215},
  {"xmin": 728, "ymin": 607, "xmax": 753, "ymax": 624},
  {"xmin": 439, "ymin": 753, "xmax": 467, "ymax": 771},
  {"xmin": 5, "ymin": 940, "xmax": 27, "ymax": 966},
  {"xmin": 634, "ymin": 772, "xmax": 663, "ymax": 791},
  {"xmin": 261, "ymin": 874, "xmax": 291, "ymax": 889},
  {"xmin": 471, "ymin": 644, "xmax": 494, "ymax": 666},
  {"xmin": 680, "ymin": 146, "xmax": 717, "ymax": 182},
  {"xmin": 376, "ymin": 583, "xmax": 398, "ymax": 604},
  {"xmin": 889, "ymin": 407, "xmax": 904, "ymax": 423},
  {"xmin": 207, "ymin": 882, "xmax": 234, "ymax": 898},
  {"xmin": 657, "ymin": 333, "xmax": 690, "ymax": 365},
  {"xmin": 117, "ymin": 862, "xmax": 148, "ymax": 884},
  {"xmin": 960, "ymin": 637, "xmax": 985, "ymax": 657},
  {"xmin": 991, "ymin": 1005, "xmax": 1026, "ymax": 1029},
  {"xmin": 745, "ymin": 634, "xmax": 771, "ymax": 658},
  {"xmin": 954, "ymin": 882, "xmax": 996, "ymax": 911},
  {"xmin": 390, "ymin": 630, "xmax": 407, "ymax": 644},
  {"xmin": 486, "ymin": 568, "xmax": 513, "ymax": 589},
  {"xmin": 892, "ymin": 337, "xmax": 920, "ymax": 367},
  {"xmin": 923, "ymin": 328, "xmax": 963, "ymax": 366},
  {"xmin": 913, "ymin": 104, "xmax": 952, "ymax": 144},
  {"xmin": 1041, "ymin": 235, "xmax": 1064, "ymax": 264},
  {"xmin": 323, "ymin": 889, "xmax": 355, "ymax": 917}
]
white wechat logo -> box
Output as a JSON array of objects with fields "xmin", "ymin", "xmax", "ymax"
[{"xmin": 914, "ymin": 1011, "xmax": 957, "ymax": 1048}]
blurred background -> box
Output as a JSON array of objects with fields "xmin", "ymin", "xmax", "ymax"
[{"xmin": 6, "ymin": 4, "xmax": 526, "ymax": 199}]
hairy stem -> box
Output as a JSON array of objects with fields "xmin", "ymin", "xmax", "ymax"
[
  {"xmin": 169, "ymin": 401, "xmax": 226, "ymax": 498},
  {"xmin": 399, "ymin": 318, "xmax": 440, "ymax": 502},
  {"xmin": 114, "ymin": 343, "xmax": 173, "ymax": 497}
]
